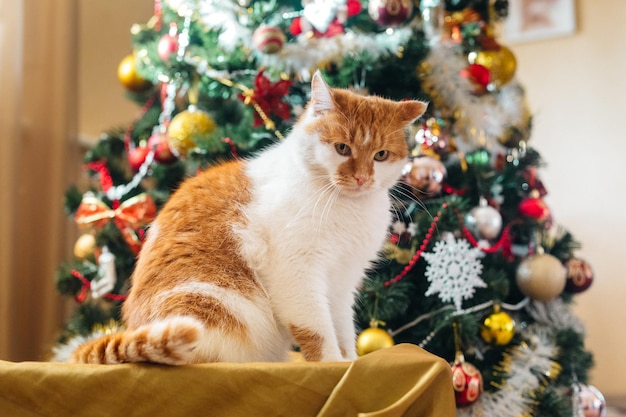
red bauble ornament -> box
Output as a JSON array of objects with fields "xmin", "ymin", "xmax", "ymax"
[
  {"xmin": 450, "ymin": 353, "xmax": 483, "ymax": 407},
  {"xmin": 147, "ymin": 131, "xmax": 176, "ymax": 164},
  {"xmin": 290, "ymin": 17, "xmax": 304, "ymax": 36},
  {"xmin": 519, "ymin": 190, "xmax": 550, "ymax": 222},
  {"xmin": 347, "ymin": 0, "xmax": 362, "ymax": 16},
  {"xmin": 467, "ymin": 63, "xmax": 490, "ymax": 87},
  {"xmin": 158, "ymin": 23, "xmax": 179, "ymax": 62},
  {"xmin": 564, "ymin": 258, "xmax": 594, "ymax": 293},
  {"xmin": 368, "ymin": 0, "xmax": 413, "ymax": 27},
  {"xmin": 461, "ymin": 63, "xmax": 490, "ymax": 93},
  {"xmin": 128, "ymin": 146, "xmax": 150, "ymax": 173}
]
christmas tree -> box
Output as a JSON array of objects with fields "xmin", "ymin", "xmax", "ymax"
[{"xmin": 54, "ymin": 1, "xmax": 604, "ymax": 416}]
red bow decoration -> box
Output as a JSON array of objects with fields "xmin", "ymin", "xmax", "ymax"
[
  {"xmin": 239, "ymin": 70, "xmax": 292, "ymax": 128},
  {"xmin": 75, "ymin": 193, "xmax": 156, "ymax": 255}
]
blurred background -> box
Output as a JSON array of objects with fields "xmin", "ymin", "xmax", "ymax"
[{"xmin": 0, "ymin": 0, "xmax": 624, "ymax": 408}]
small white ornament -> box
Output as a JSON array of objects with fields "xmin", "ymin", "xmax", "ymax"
[
  {"xmin": 92, "ymin": 246, "xmax": 117, "ymax": 299},
  {"xmin": 391, "ymin": 221, "xmax": 407, "ymax": 235},
  {"xmin": 422, "ymin": 234, "xmax": 486, "ymax": 311},
  {"xmin": 302, "ymin": 0, "xmax": 346, "ymax": 33},
  {"xmin": 465, "ymin": 197, "xmax": 503, "ymax": 240}
]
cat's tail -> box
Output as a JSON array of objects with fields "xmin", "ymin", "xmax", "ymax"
[{"xmin": 68, "ymin": 317, "xmax": 202, "ymax": 365}]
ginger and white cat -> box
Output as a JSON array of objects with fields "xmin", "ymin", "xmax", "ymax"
[{"xmin": 70, "ymin": 71, "xmax": 426, "ymax": 365}]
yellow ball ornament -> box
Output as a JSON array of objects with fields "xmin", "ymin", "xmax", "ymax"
[
  {"xmin": 74, "ymin": 233, "xmax": 97, "ymax": 261},
  {"xmin": 480, "ymin": 306, "xmax": 516, "ymax": 346},
  {"xmin": 356, "ymin": 325, "xmax": 394, "ymax": 356},
  {"xmin": 167, "ymin": 106, "xmax": 216, "ymax": 157},
  {"xmin": 117, "ymin": 54, "xmax": 151, "ymax": 92},
  {"xmin": 468, "ymin": 45, "xmax": 517, "ymax": 89}
]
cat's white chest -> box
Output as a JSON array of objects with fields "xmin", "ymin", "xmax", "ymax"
[{"xmin": 239, "ymin": 164, "xmax": 390, "ymax": 278}]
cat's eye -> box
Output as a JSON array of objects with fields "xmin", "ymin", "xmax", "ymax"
[
  {"xmin": 374, "ymin": 150, "xmax": 389, "ymax": 161},
  {"xmin": 335, "ymin": 143, "xmax": 351, "ymax": 156}
]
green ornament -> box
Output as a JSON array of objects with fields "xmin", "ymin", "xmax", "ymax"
[{"xmin": 465, "ymin": 148, "xmax": 491, "ymax": 168}]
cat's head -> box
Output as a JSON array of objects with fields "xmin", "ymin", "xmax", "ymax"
[{"xmin": 301, "ymin": 70, "xmax": 427, "ymax": 195}]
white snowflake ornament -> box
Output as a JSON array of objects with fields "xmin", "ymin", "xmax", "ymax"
[{"xmin": 422, "ymin": 233, "xmax": 486, "ymax": 311}]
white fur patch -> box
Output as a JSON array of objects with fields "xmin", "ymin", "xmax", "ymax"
[{"xmin": 158, "ymin": 282, "xmax": 290, "ymax": 362}]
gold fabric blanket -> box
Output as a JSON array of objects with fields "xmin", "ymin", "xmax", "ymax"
[{"xmin": 0, "ymin": 344, "xmax": 455, "ymax": 417}]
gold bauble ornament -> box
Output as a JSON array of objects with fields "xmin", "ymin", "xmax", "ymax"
[
  {"xmin": 117, "ymin": 54, "xmax": 151, "ymax": 92},
  {"xmin": 356, "ymin": 324, "xmax": 394, "ymax": 356},
  {"xmin": 74, "ymin": 233, "xmax": 97, "ymax": 260},
  {"xmin": 467, "ymin": 45, "xmax": 517, "ymax": 89},
  {"xmin": 167, "ymin": 106, "xmax": 216, "ymax": 157},
  {"xmin": 516, "ymin": 252, "xmax": 566, "ymax": 301},
  {"xmin": 480, "ymin": 306, "xmax": 515, "ymax": 346}
]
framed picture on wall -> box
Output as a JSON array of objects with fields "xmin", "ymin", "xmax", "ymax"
[{"xmin": 501, "ymin": 0, "xmax": 577, "ymax": 43}]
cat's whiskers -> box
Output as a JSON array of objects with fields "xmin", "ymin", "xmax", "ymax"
[
  {"xmin": 313, "ymin": 180, "xmax": 342, "ymax": 234},
  {"xmin": 399, "ymin": 182, "xmax": 440, "ymax": 207},
  {"xmin": 316, "ymin": 185, "xmax": 341, "ymax": 235},
  {"xmin": 390, "ymin": 183, "xmax": 431, "ymax": 217}
]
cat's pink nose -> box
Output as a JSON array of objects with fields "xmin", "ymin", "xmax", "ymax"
[{"xmin": 354, "ymin": 174, "xmax": 368, "ymax": 186}]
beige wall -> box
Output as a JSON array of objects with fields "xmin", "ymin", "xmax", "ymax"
[
  {"xmin": 77, "ymin": 0, "xmax": 624, "ymax": 397},
  {"xmin": 509, "ymin": 0, "xmax": 626, "ymax": 398},
  {"xmin": 78, "ymin": 0, "xmax": 153, "ymax": 141}
]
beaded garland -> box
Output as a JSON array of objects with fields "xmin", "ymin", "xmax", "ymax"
[{"xmin": 384, "ymin": 202, "xmax": 515, "ymax": 287}]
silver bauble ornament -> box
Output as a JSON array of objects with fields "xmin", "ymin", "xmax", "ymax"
[{"xmin": 465, "ymin": 197, "xmax": 502, "ymax": 240}]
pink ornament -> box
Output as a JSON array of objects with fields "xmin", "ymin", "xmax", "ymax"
[
  {"xmin": 147, "ymin": 131, "xmax": 176, "ymax": 164},
  {"xmin": 158, "ymin": 23, "xmax": 179, "ymax": 62}
]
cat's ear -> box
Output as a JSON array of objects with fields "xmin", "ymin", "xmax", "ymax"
[
  {"xmin": 397, "ymin": 100, "xmax": 428, "ymax": 125},
  {"xmin": 311, "ymin": 70, "xmax": 334, "ymax": 116}
]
